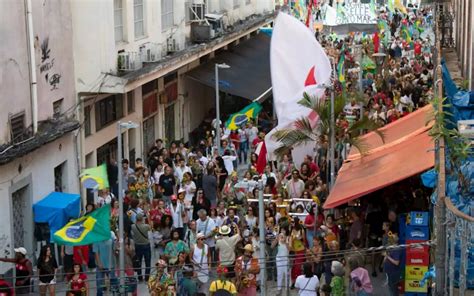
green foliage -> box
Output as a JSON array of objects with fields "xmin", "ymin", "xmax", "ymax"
[
  {"xmin": 273, "ymin": 91, "xmax": 384, "ymax": 158},
  {"xmin": 429, "ymin": 96, "xmax": 472, "ymax": 194}
]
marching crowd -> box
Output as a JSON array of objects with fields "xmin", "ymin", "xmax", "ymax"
[{"xmin": 0, "ymin": 3, "xmax": 435, "ymax": 296}]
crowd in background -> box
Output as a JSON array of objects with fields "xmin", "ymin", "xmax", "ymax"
[{"xmin": 0, "ymin": 3, "xmax": 436, "ymax": 296}]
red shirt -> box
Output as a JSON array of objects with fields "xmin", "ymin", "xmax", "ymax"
[
  {"xmin": 229, "ymin": 133, "xmax": 240, "ymax": 150},
  {"xmin": 73, "ymin": 245, "xmax": 89, "ymax": 265},
  {"xmin": 252, "ymin": 137, "xmax": 262, "ymax": 149},
  {"xmin": 308, "ymin": 162, "xmax": 320, "ymax": 175},
  {"xmin": 69, "ymin": 273, "xmax": 87, "ymax": 292},
  {"xmin": 414, "ymin": 43, "xmax": 422, "ymax": 56}
]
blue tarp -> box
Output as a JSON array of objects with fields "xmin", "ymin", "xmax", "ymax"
[
  {"xmin": 441, "ymin": 59, "xmax": 474, "ymax": 125},
  {"xmin": 421, "ymin": 169, "xmax": 437, "ymax": 188},
  {"xmin": 33, "ymin": 192, "xmax": 81, "ymax": 234},
  {"xmin": 440, "ymin": 60, "xmax": 474, "ymax": 288}
]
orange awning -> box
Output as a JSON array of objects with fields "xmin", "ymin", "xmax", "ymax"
[{"xmin": 323, "ymin": 106, "xmax": 435, "ymax": 209}]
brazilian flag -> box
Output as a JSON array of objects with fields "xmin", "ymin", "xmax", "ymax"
[
  {"xmin": 225, "ymin": 102, "xmax": 262, "ymax": 130},
  {"xmin": 337, "ymin": 46, "xmax": 346, "ymax": 84},
  {"xmin": 53, "ymin": 205, "xmax": 111, "ymax": 246},
  {"xmin": 80, "ymin": 163, "xmax": 109, "ymax": 190}
]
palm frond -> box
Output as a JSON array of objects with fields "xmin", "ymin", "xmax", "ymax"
[
  {"xmin": 297, "ymin": 92, "xmax": 314, "ymax": 109},
  {"xmin": 273, "ymin": 128, "xmax": 313, "ymax": 149},
  {"xmin": 345, "ymin": 136, "xmax": 370, "ymax": 155},
  {"xmin": 347, "ymin": 116, "xmax": 386, "ymax": 143}
]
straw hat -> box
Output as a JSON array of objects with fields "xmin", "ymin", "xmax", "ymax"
[
  {"xmin": 243, "ymin": 244, "xmax": 254, "ymax": 253},
  {"xmin": 219, "ymin": 225, "xmax": 231, "ymax": 235}
]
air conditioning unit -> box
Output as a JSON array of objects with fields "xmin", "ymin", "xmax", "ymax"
[
  {"xmin": 140, "ymin": 43, "xmax": 160, "ymax": 63},
  {"xmin": 117, "ymin": 52, "xmax": 140, "ymax": 71},
  {"xmin": 167, "ymin": 37, "xmax": 179, "ymax": 53},
  {"xmin": 205, "ymin": 13, "xmax": 224, "ymax": 36}
]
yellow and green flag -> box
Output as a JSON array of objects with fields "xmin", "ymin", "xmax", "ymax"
[
  {"xmin": 401, "ymin": 25, "xmax": 412, "ymax": 43},
  {"xmin": 80, "ymin": 163, "xmax": 109, "ymax": 190},
  {"xmin": 53, "ymin": 205, "xmax": 111, "ymax": 246},
  {"xmin": 394, "ymin": 0, "xmax": 407, "ymax": 14},
  {"xmin": 225, "ymin": 102, "xmax": 262, "ymax": 130},
  {"xmin": 337, "ymin": 47, "xmax": 345, "ymax": 84}
]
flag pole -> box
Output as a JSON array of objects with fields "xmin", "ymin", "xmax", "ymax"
[{"xmin": 329, "ymin": 57, "xmax": 336, "ymax": 190}]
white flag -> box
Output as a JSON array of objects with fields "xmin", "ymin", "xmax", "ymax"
[{"xmin": 266, "ymin": 12, "xmax": 332, "ymax": 168}]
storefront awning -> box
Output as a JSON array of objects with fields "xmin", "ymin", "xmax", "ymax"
[
  {"xmin": 33, "ymin": 192, "xmax": 81, "ymax": 231},
  {"xmin": 323, "ymin": 106, "xmax": 435, "ymax": 209},
  {"xmin": 186, "ymin": 32, "xmax": 271, "ymax": 101}
]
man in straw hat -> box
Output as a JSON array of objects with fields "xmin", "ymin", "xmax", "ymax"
[
  {"xmin": 215, "ymin": 224, "xmax": 241, "ymax": 278},
  {"xmin": 235, "ymin": 244, "xmax": 260, "ymax": 296}
]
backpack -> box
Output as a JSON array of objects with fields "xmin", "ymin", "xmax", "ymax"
[{"xmin": 212, "ymin": 281, "xmax": 233, "ymax": 296}]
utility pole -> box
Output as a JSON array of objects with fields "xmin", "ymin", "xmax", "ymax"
[
  {"xmin": 434, "ymin": 68, "xmax": 447, "ymax": 296},
  {"xmin": 257, "ymin": 179, "xmax": 266, "ymax": 296},
  {"xmin": 434, "ymin": 6, "xmax": 447, "ymax": 294}
]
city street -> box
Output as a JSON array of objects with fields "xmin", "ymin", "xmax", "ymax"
[{"xmin": 1, "ymin": 0, "xmax": 473, "ymax": 295}]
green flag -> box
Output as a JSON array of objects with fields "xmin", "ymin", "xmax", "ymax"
[
  {"xmin": 225, "ymin": 102, "xmax": 262, "ymax": 130},
  {"xmin": 53, "ymin": 205, "xmax": 111, "ymax": 246},
  {"xmin": 80, "ymin": 163, "xmax": 109, "ymax": 190}
]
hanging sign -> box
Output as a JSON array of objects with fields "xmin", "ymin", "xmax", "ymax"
[{"xmin": 336, "ymin": 2, "xmax": 377, "ymax": 25}]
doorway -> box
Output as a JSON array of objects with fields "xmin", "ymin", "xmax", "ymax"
[{"xmin": 11, "ymin": 186, "xmax": 29, "ymax": 249}]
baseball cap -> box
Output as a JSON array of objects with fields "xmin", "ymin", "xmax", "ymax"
[{"xmin": 14, "ymin": 247, "xmax": 27, "ymax": 255}]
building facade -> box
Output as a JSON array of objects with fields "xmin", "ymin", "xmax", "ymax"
[
  {"xmin": 71, "ymin": 0, "xmax": 274, "ymax": 171},
  {"xmin": 0, "ymin": 0, "xmax": 79, "ymax": 271},
  {"xmin": 450, "ymin": 0, "xmax": 474, "ymax": 89}
]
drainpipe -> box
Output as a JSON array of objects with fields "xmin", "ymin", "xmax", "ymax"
[{"xmin": 25, "ymin": 0, "xmax": 38, "ymax": 134}]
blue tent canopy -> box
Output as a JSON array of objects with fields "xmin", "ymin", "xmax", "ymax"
[{"xmin": 33, "ymin": 192, "xmax": 81, "ymax": 234}]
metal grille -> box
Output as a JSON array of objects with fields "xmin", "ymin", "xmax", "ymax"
[
  {"xmin": 9, "ymin": 112, "xmax": 26, "ymax": 143},
  {"xmin": 12, "ymin": 188, "xmax": 26, "ymax": 248}
]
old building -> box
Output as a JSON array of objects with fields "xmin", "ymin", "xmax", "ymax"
[
  {"xmin": 0, "ymin": 0, "xmax": 80, "ymax": 270},
  {"xmin": 71, "ymin": 0, "xmax": 274, "ymax": 171},
  {"xmin": 449, "ymin": 0, "xmax": 474, "ymax": 89}
]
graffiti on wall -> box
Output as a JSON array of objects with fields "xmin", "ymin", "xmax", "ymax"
[{"xmin": 37, "ymin": 36, "xmax": 61, "ymax": 91}]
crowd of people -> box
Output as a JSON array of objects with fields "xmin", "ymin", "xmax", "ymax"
[{"xmin": 0, "ymin": 3, "xmax": 436, "ymax": 296}]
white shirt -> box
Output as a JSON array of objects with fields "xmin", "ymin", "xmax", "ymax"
[
  {"xmin": 245, "ymin": 126, "xmax": 258, "ymax": 144},
  {"xmin": 192, "ymin": 244, "xmax": 209, "ymax": 283},
  {"xmin": 174, "ymin": 166, "xmax": 191, "ymax": 183},
  {"xmin": 199, "ymin": 156, "xmax": 209, "ymax": 167},
  {"xmin": 287, "ymin": 179, "xmax": 305, "ymax": 199},
  {"xmin": 295, "ymin": 275, "xmax": 320, "ymax": 296},
  {"xmin": 262, "ymin": 172, "xmax": 277, "ymax": 185},
  {"xmin": 170, "ymin": 203, "xmax": 184, "ymax": 228},
  {"xmin": 222, "ymin": 155, "xmax": 237, "ymax": 174},
  {"xmin": 196, "ymin": 217, "xmax": 216, "ymax": 247}
]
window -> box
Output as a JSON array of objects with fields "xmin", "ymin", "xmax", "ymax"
[
  {"xmin": 9, "ymin": 112, "xmax": 26, "ymax": 143},
  {"xmin": 127, "ymin": 91, "xmax": 135, "ymax": 114},
  {"xmin": 186, "ymin": 1, "xmax": 205, "ymax": 22},
  {"xmin": 134, "ymin": 0, "xmax": 145, "ymax": 38},
  {"xmin": 233, "ymin": 0, "xmax": 240, "ymax": 8},
  {"xmin": 161, "ymin": 0, "xmax": 174, "ymax": 30},
  {"xmin": 54, "ymin": 161, "xmax": 67, "ymax": 192},
  {"xmin": 95, "ymin": 94, "xmax": 124, "ymax": 131},
  {"xmin": 114, "ymin": 0, "xmax": 124, "ymax": 42},
  {"xmin": 53, "ymin": 98, "xmax": 63, "ymax": 118},
  {"xmin": 84, "ymin": 105, "xmax": 91, "ymax": 136}
]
